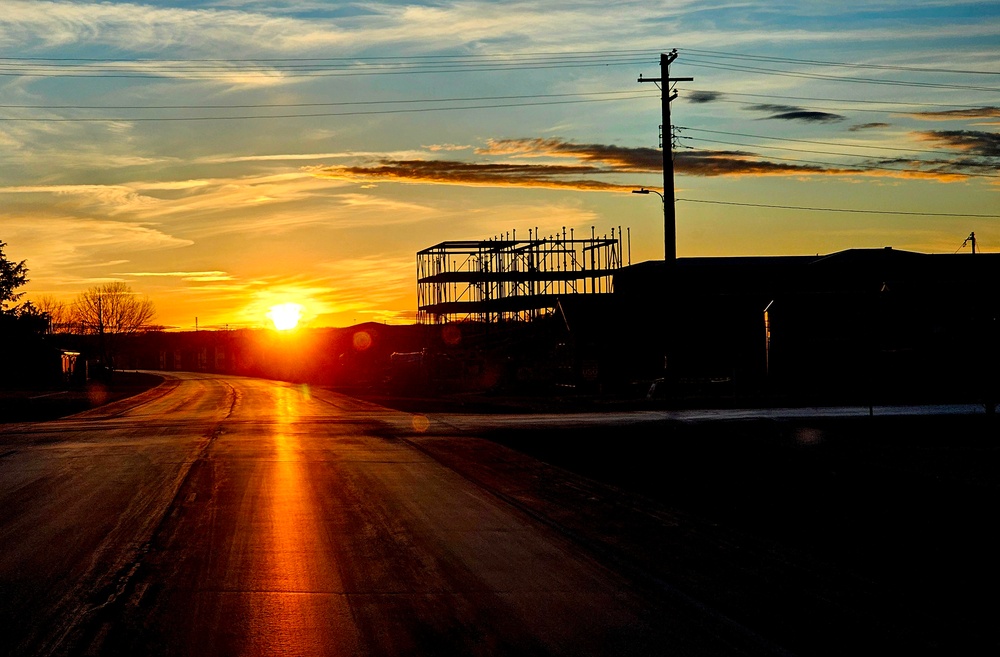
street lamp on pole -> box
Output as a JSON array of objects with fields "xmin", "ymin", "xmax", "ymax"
[
  {"xmin": 632, "ymin": 188, "xmax": 668, "ymax": 254},
  {"xmin": 632, "ymin": 185, "xmax": 674, "ymax": 379},
  {"xmin": 632, "ymin": 187, "xmax": 665, "ymax": 203}
]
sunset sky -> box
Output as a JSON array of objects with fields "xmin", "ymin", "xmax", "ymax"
[{"xmin": 2, "ymin": 1, "xmax": 997, "ymax": 330}]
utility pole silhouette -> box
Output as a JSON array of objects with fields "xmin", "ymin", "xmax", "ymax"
[
  {"xmin": 638, "ymin": 50, "xmax": 692, "ymax": 264},
  {"xmin": 637, "ymin": 51, "xmax": 693, "ymax": 386},
  {"xmin": 962, "ymin": 231, "xmax": 977, "ymax": 254}
]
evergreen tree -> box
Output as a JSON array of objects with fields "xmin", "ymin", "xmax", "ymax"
[{"xmin": 0, "ymin": 241, "xmax": 28, "ymax": 314}]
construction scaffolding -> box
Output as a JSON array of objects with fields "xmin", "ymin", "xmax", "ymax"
[{"xmin": 416, "ymin": 228, "xmax": 625, "ymax": 324}]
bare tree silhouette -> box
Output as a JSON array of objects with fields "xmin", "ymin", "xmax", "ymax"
[
  {"xmin": 73, "ymin": 282, "xmax": 156, "ymax": 370},
  {"xmin": 33, "ymin": 295, "xmax": 72, "ymax": 333}
]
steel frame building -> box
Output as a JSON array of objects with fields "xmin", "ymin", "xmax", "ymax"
[{"xmin": 416, "ymin": 230, "xmax": 624, "ymax": 324}]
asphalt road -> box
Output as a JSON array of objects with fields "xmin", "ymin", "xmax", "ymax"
[
  {"xmin": 0, "ymin": 372, "xmax": 784, "ymax": 656},
  {"xmin": 4, "ymin": 372, "xmax": 996, "ymax": 656}
]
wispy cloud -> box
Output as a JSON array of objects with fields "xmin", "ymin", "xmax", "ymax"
[
  {"xmin": 2, "ymin": 172, "xmax": 344, "ymax": 227},
  {"xmin": 745, "ymin": 104, "xmax": 845, "ymax": 123},
  {"xmin": 318, "ymin": 137, "xmax": 662, "ymax": 191},
  {"xmin": 1, "ymin": 216, "xmax": 191, "ymax": 289},
  {"xmin": 2, "ymin": 184, "xmax": 163, "ymax": 214},
  {"xmin": 904, "ymin": 107, "xmax": 1000, "ymax": 121},
  {"xmin": 319, "ymin": 133, "xmax": 993, "ymax": 189},
  {"xmin": 675, "ymin": 150, "xmax": 850, "ymax": 177},
  {"xmin": 424, "ymin": 143, "xmax": 472, "ymax": 152},
  {"xmin": 193, "ymin": 150, "xmax": 431, "ymax": 165},
  {"xmin": 477, "ymin": 138, "xmax": 660, "ymax": 171},
  {"xmin": 917, "ymin": 130, "xmax": 1000, "ymax": 159},
  {"xmin": 0, "ymin": 0, "xmax": 654, "ymax": 62},
  {"xmin": 686, "ymin": 90, "xmax": 723, "ymax": 104},
  {"xmin": 5, "ymin": 1, "xmax": 998, "ymax": 72},
  {"xmin": 319, "ymin": 159, "xmax": 640, "ymax": 192},
  {"xmin": 2, "ymin": 1, "xmax": 343, "ymax": 56},
  {"xmin": 849, "ymin": 122, "xmax": 891, "ymax": 132},
  {"xmin": 115, "ymin": 270, "xmax": 235, "ymax": 282},
  {"xmin": 856, "ymin": 158, "xmax": 979, "ymax": 182}
]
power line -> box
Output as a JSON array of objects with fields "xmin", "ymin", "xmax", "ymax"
[
  {"xmin": 680, "ymin": 136, "xmax": 988, "ymax": 171},
  {"xmin": 677, "ymin": 198, "xmax": 998, "ymax": 217},
  {"xmin": 0, "ymin": 52, "xmax": 660, "ymax": 79},
  {"xmin": 0, "ymin": 93, "xmax": 653, "ymax": 122},
  {"xmin": 684, "ymin": 88, "xmax": 996, "ymax": 110},
  {"xmin": 684, "ymin": 96, "xmax": 925, "ymax": 115},
  {"xmin": 0, "ymin": 89, "xmax": 650, "ymax": 111},
  {"xmin": 680, "ymin": 93, "xmax": 999, "ymax": 117},
  {"xmin": 0, "ymin": 49, "xmax": 660, "ymax": 64},
  {"xmin": 683, "ymin": 150, "xmax": 998, "ymax": 179},
  {"xmin": 0, "ymin": 56, "xmax": 652, "ymax": 73},
  {"xmin": 679, "ymin": 59, "xmax": 1000, "ymax": 93},
  {"xmin": 680, "ymin": 134, "xmax": 974, "ymax": 159},
  {"xmin": 678, "ymin": 127, "xmax": 975, "ymax": 157},
  {"xmin": 679, "ymin": 48, "xmax": 1000, "ymax": 76},
  {"xmin": 3, "ymin": 47, "xmax": 995, "ymax": 91},
  {"xmin": 0, "ymin": 59, "xmax": 653, "ymax": 79},
  {"xmin": 4, "ymin": 47, "xmax": 995, "ymax": 75}
]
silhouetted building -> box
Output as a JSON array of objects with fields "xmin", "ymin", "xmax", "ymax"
[
  {"xmin": 417, "ymin": 233, "xmax": 623, "ymax": 324},
  {"xmin": 614, "ymin": 248, "xmax": 1000, "ymax": 403},
  {"xmin": 411, "ymin": 239, "xmax": 999, "ymax": 403}
]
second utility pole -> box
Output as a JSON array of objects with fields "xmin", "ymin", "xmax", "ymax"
[{"xmin": 639, "ymin": 50, "xmax": 692, "ymax": 263}]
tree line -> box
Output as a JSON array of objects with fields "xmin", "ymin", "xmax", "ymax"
[
  {"xmin": 2, "ymin": 240, "xmax": 157, "ymax": 372},
  {"xmin": 29, "ymin": 283, "xmax": 156, "ymax": 336}
]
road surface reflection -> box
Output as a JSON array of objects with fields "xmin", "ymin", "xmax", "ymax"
[{"xmin": 243, "ymin": 383, "xmax": 350, "ymax": 656}]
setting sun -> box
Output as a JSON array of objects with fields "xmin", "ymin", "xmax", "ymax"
[{"xmin": 267, "ymin": 303, "xmax": 303, "ymax": 331}]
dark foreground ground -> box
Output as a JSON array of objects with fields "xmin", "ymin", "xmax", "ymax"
[
  {"xmin": 4, "ymin": 375, "xmax": 996, "ymax": 654},
  {"xmin": 500, "ymin": 415, "xmax": 998, "ymax": 654},
  {"xmin": 382, "ymin": 405, "xmax": 1000, "ymax": 655},
  {"xmin": 0, "ymin": 371, "xmax": 163, "ymax": 421}
]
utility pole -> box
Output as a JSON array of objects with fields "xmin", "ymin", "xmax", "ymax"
[
  {"xmin": 97, "ymin": 293, "xmax": 105, "ymax": 366},
  {"xmin": 638, "ymin": 50, "xmax": 692, "ymax": 263},
  {"xmin": 962, "ymin": 231, "xmax": 977, "ymax": 254}
]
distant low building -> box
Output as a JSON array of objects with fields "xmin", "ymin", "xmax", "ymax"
[{"xmin": 614, "ymin": 248, "xmax": 1000, "ymax": 404}]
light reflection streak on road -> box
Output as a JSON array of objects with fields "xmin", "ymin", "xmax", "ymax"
[{"xmin": 252, "ymin": 383, "xmax": 325, "ymax": 656}]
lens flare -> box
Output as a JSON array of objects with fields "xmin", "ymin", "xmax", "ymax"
[
  {"xmin": 352, "ymin": 330, "xmax": 372, "ymax": 351},
  {"xmin": 268, "ymin": 303, "xmax": 303, "ymax": 331}
]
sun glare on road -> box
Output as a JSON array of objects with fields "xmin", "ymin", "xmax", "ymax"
[{"xmin": 268, "ymin": 303, "xmax": 303, "ymax": 331}]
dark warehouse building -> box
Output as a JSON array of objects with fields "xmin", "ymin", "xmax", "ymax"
[{"xmin": 613, "ymin": 247, "xmax": 1000, "ymax": 404}]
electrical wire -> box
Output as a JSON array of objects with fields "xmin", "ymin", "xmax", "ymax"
[
  {"xmin": 0, "ymin": 49, "xmax": 659, "ymax": 64},
  {"xmin": 680, "ymin": 135, "xmax": 981, "ymax": 160},
  {"xmin": 0, "ymin": 93, "xmax": 653, "ymax": 122},
  {"xmin": 0, "ymin": 51, "xmax": 660, "ymax": 79},
  {"xmin": 677, "ymin": 127, "xmax": 976, "ymax": 157},
  {"xmin": 678, "ymin": 135, "xmax": 968, "ymax": 157},
  {"xmin": 5, "ymin": 47, "xmax": 995, "ymax": 74},
  {"xmin": 679, "ymin": 48, "xmax": 1000, "ymax": 76},
  {"xmin": 677, "ymin": 198, "xmax": 998, "ymax": 218},
  {"xmin": 681, "ymin": 150, "xmax": 998, "ymax": 179},
  {"xmin": 0, "ymin": 59, "xmax": 654, "ymax": 79},
  {"xmin": 0, "ymin": 89, "xmax": 653, "ymax": 111},
  {"xmin": 680, "ymin": 94, "xmax": 999, "ymax": 118},
  {"xmin": 679, "ymin": 59, "xmax": 1000, "ymax": 93},
  {"xmin": 683, "ymin": 88, "xmax": 998, "ymax": 110}
]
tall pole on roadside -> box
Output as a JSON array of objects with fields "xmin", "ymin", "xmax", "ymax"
[{"xmin": 638, "ymin": 50, "xmax": 692, "ymax": 264}]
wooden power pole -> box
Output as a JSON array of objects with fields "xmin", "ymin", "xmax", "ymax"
[{"xmin": 638, "ymin": 50, "xmax": 692, "ymax": 263}]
